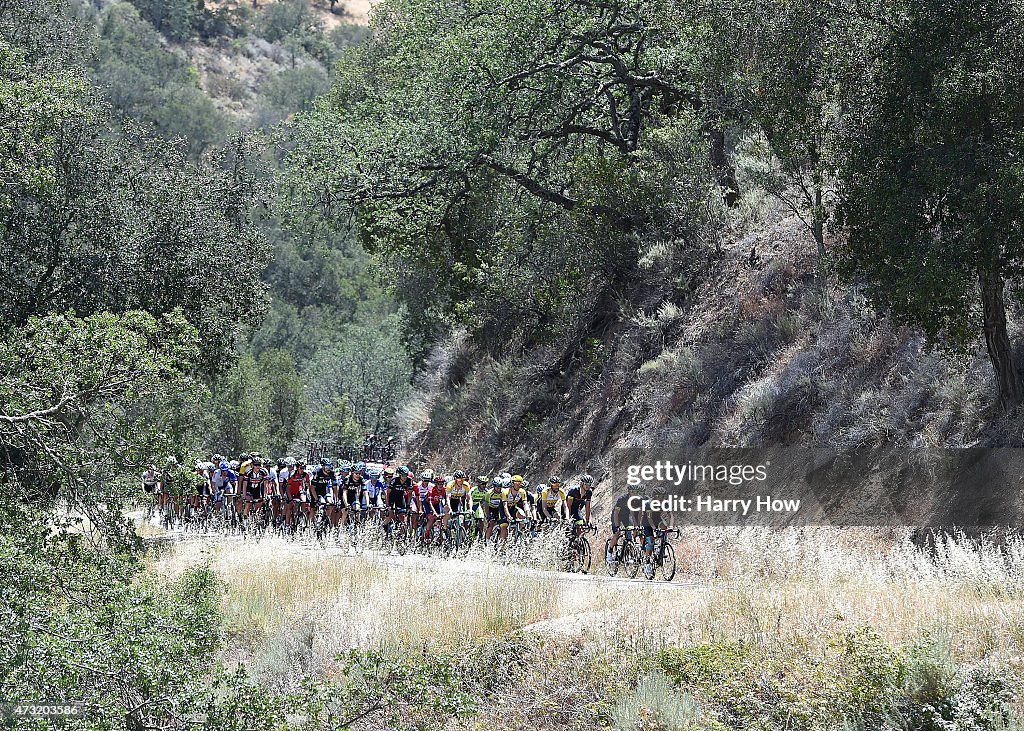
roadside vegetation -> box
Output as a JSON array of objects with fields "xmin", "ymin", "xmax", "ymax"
[
  {"xmin": 3, "ymin": 0, "xmax": 1024, "ymax": 729},
  {"xmin": 145, "ymin": 528, "xmax": 1024, "ymax": 730}
]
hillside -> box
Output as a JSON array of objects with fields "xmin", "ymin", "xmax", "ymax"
[{"xmin": 400, "ymin": 202, "xmax": 1016, "ymax": 483}]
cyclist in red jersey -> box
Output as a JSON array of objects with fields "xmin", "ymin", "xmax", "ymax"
[
  {"xmin": 287, "ymin": 461, "xmax": 312, "ymax": 525},
  {"xmin": 425, "ymin": 474, "xmax": 446, "ymax": 541}
]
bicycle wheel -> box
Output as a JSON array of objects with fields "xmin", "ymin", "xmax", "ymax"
[
  {"xmin": 642, "ymin": 554, "xmax": 656, "ymax": 580},
  {"xmin": 605, "ymin": 540, "xmax": 620, "ymax": 577},
  {"xmin": 659, "ymin": 543, "xmax": 677, "ymax": 582},
  {"xmin": 452, "ymin": 523, "xmax": 468, "ymax": 554},
  {"xmin": 624, "ymin": 542, "xmax": 641, "ymax": 579},
  {"xmin": 578, "ymin": 537, "xmax": 592, "ymax": 573},
  {"xmin": 352, "ymin": 523, "xmax": 365, "ymax": 555}
]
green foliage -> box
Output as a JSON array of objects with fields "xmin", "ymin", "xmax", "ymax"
[
  {"xmin": 209, "ymin": 355, "xmax": 272, "ymax": 455},
  {"xmin": 127, "ymin": 0, "xmax": 250, "ymax": 42},
  {"xmin": 837, "ymin": 0, "xmax": 1024, "ymax": 346},
  {"xmin": 288, "ymin": 0, "xmax": 719, "ymax": 350},
  {"xmin": 0, "ymin": 45, "xmax": 267, "ymax": 371},
  {"xmin": 258, "ymin": 349, "xmax": 307, "ymax": 455},
  {"xmin": 256, "ymin": 63, "xmax": 330, "ymax": 125},
  {"xmin": 0, "ymin": 310, "xmax": 205, "ymax": 537},
  {"xmin": 655, "ymin": 629, "xmax": 1015, "ymax": 731},
  {"xmin": 256, "ymin": 0, "xmax": 335, "ymax": 66},
  {"xmin": 302, "ymin": 312, "xmax": 414, "ymax": 437},
  {"xmin": 92, "ymin": 1, "xmax": 230, "ymax": 158},
  {"xmin": 0, "ymin": 502, "xmax": 227, "ymax": 727},
  {"xmin": 291, "ymin": 650, "xmax": 475, "ymax": 731},
  {"xmin": 724, "ymin": 0, "xmax": 873, "ymax": 256}
]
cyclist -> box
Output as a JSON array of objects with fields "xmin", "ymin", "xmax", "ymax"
[
  {"xmin": 212, "ymin": 460, "xmax": 238, "ymax": 517},
  {"xmin": 312, "ymin": 459, "xmax": 337, "ymax": 524},
  {"xmin": 608, "ymin": 482, "xmax": 641, "ymax": 563},
  {"xmin": 539, "ymin": 476, "xmax": 568, "ymax": 523},
  {"xmin": 485, "ymin": 476, "xmax": 506, "ymax": 541},
  {"xmin": 503, "ymin": 476, "xmax": 530, "ymax": 535},
  {"xmin": 566, "ymin": 474, "xmax": 595, "ymax": 537},
  {"xmin": 340, "ymin": 462, "xmax": 365, "ymax": 527},
  {"xmin": 641, "ymin": 486, "xmax": 670, "ymax": 561},
  {"xmin": 445, "ymin": 470, "xmax": 470, "ymax": 531},
  {"xmin": 284, "ymin": 458, "xmax": 311, "ymax": 526},
  {"xmin": 415, "ymin": 469, "xmax": 433, "ymax": 529},
  {"xmin": 470, "ymin": 475, "xmax": 490, "ymax": 540},
  {"xmin": 385, "ymin": 466, "xmax": 413, "ymax": 536},
  {"xmin": 364, "ymin": 467, "xmax": 387, "ymax": 516},
  {"xmin": 424, "ymin": 473, "xmax": 446, "ymax": 541},
  {"xmin": 159, "ymin": 457, "xmax": 182, "ymax": 521},
  {"xmin": 242, "ymin": 457, "xmax": 270, "ymax": 521},
  {"xmin": 142, "ymin": 465, "xmax": 160, "ymax": 495},
  {"xmin": 521, "ymin": 478, "xmax": 537, "ymax": 521}
]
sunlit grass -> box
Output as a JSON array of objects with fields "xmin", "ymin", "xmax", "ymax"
[{"xmin": 147, "ymin": 527, "xmax": 1024, "ymax": 699}]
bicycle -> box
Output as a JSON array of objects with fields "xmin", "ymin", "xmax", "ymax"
[
  {"xmin": 641, "ymin": 528, "xmax": 680, "ymax": 581},
  {"xmin": 605, "ymin": 526, "xmax": 642, "ymax": 578},
  {"xmin": 448, "ymin": 510, "xmax": 476, "ymax": 555},
  {"xmin": 561, "ymin": 521, "xmax": 596, "ymax": 573}
]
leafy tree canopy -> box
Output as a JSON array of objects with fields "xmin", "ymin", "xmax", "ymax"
[{"xmin": 288, "ymin": 0, "xmax": 720, "ymax": 349}]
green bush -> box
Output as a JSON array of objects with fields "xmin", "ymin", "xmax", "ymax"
[{"xmin": 654, "ymin": 630, "xmax": 1016, "ymax": 731}]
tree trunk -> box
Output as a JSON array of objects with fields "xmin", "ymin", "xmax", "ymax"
[
  {"xmin": 708, "ymin": 127, "xmax": 739, "ymax": 207},
  {"xmin": 979, "ymin": 266, "xmax": 1024, "ymax": 410},
  {"xmin": 810, "ymin": 142, "xmax": 826, "ymax": 279}
]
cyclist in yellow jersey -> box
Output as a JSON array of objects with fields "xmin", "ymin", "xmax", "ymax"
[
  {"xmin": 503, "ymin": 476, "xmax": 528, "ymax": 532},
  {"xmin": 445, "ymin": 469, "xmax": 470, "ymax": 530},
  {"xmin": 539, "ymin": 476, "xmax": 568, "ymax": 522}
]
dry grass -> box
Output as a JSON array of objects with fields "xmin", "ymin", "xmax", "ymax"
[
  {"xmin": 149, "ymin": 538, "xmax": 578, "ymax": 679},
  {"xmin": 146, "ymin": 528, "xmax": 1024, "ymax": 672},
  {"xmin": 142, "ymin": 527, "xmax": 1024, "ymax": 727}
]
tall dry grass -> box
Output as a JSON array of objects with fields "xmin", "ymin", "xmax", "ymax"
[{"xmin": 146, "ymin": 527, "xmax": 1024, "ymax": 705}]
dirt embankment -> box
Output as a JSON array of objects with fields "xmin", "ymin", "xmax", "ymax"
[{"xmin": 400, "ymin": 208, "xmax": 1021, "ymax": 522}]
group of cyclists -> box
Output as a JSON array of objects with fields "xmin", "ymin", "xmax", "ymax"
[
  {"xmin": 144, "ymin": 453, "xmax": 599, "ymax": 538},
  {"xmin": 142, "ymin": 451, "xmax": 679, "ymax": 578}
]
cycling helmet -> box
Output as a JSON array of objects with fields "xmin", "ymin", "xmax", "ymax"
[
  {"xmin": 499, "ymin": 475, "xmax": 512, "ymax": 488},
  {"xmin": 219, "ymin": 461, "xmax": 229, "ymax": 470},
  {"xmin": 491, "ymin": 476, "xmax": 502, "ymax": 487},
  {"xmin": 367, "ymin": 468, "xmax": 381, "ymax": 478},
  {"xmin": 229, "ymin": 460, "xmax": 240, "ymax": 470},
  {"xmin": 433, "ymin": 474, "xmax": 445, "ymax": 484},
  {"xmin": 454, "ymin": 469, "xmax": 467, "ymax": 479},
  {"xmin": 536, "ymin": 483, "xmax": 546, "ymax": 493},
  {"xmin": 549, "ymin": 475, "xmax": 562, "ymax": 485},
  {"xmin": 339, "ymin": 465, "xmax": 351, "ymax": 474},
  {"xmin": 580, "ymin": 473, "xmax": 595, "ymax": 486},
  {"xmin": 398, "ymin": 465, "xmax": 410, "ymax": 476},
  {"xmin": 355, "ymin": 461, "xmax": 366, "ymax": 472},
  {"xmin": 285, "ymin": 457, "xmax": 297, "ymax": 467},
  {"xmin": 521, "ymin": 479, "xmax": 531, "ymax": 491},
  {"xmin": 322, "ymin": 459, "xmax": 333, "ymax": 468},
  {"xmin": 420, "ymin": 469, "xmax": 434, "ymax": 481},
  {"xmin": 511, "ymin": 475, "xmax": 524, "ymax": 484},
  {"xmin": 253, "ymin": 457, "xmax": 263, "ymax": 466},
  {"xmin": 499, "ymin": 471, "xmax": 512, "ymax": 481},
  {"xmin": 240, "ymin": 452, "xmax": 251, "ymax": 462},
  {"xmin": 476, "ymin": 475, "xmax": 490, "ymax": 486},
  {"xmin": 277, "ymin": 458, "xmax": 286, "ymax": 468},
  {"xmin": 384, "ymin": 466, "xmax": 396, "ymax": 476}
]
